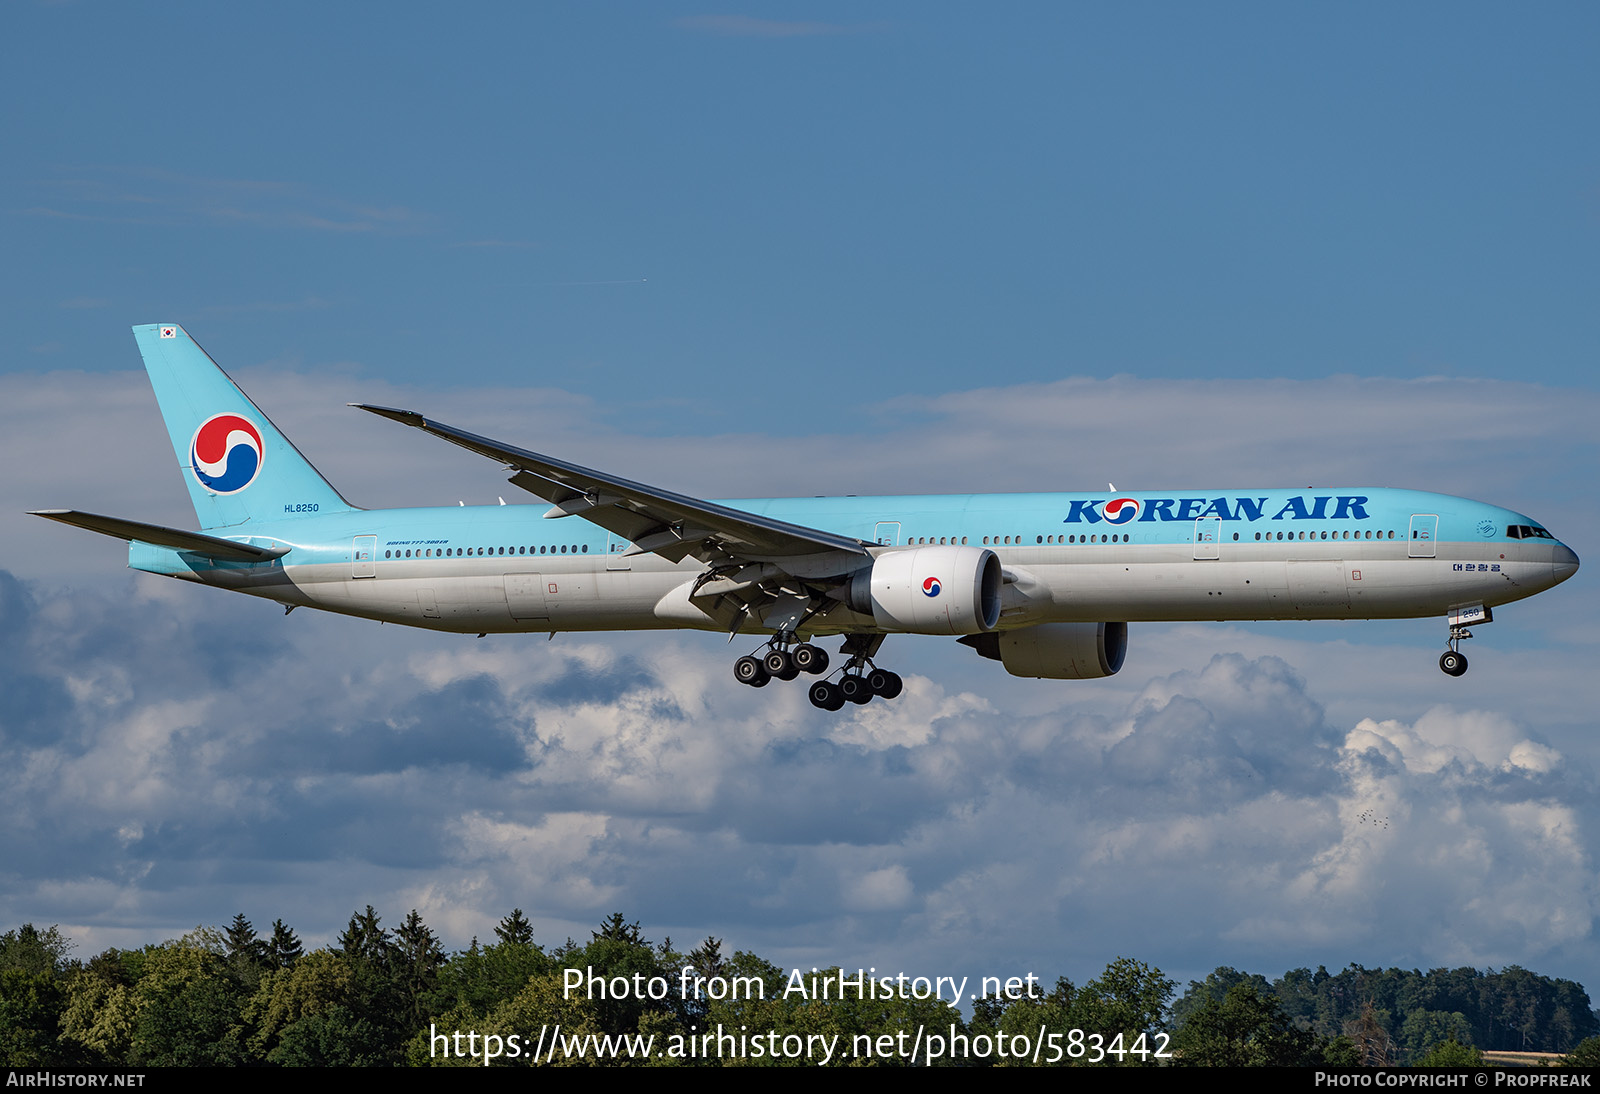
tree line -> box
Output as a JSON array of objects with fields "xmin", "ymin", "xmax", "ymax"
[{"xmin": 0, "ymin": 912, "xmax": 1595, "ymax": 1066}]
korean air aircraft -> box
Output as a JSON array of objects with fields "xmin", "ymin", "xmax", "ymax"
[{"xmin": 34, "ymin": 325, "xmax": 1580, "ymax": 712}]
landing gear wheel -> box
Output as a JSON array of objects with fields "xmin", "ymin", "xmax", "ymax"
[
  {"xmin": 792, "ymin": 644, "xmax": 829, "ymax": 675},
  {"xmin": 838, "ymin": 674, "xmax": 874, "ymax": 705},
  {"xmin": 808, "ymin": 680, "xmax": 845, "ymax": 711},
  {"xmin": 763, "ymin": 649, "xmax": 800, "ymax": 681},
  {"xmin": 1439, "ymin": 650, "xmax": 1468, "ymax": 677},
  {"xmin": 734, "ymin": 656, "xmax": 770, "ymax": 687},
  {"xmin": 867, "ymin": 669, "xmax": 903, "ymax": 699}
]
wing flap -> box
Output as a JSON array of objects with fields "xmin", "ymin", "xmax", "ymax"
[{"xmin": 353, "ymin": 404, "xmax": 870, "ymax": 565}]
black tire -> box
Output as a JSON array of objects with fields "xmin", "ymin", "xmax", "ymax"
[
  {"xmin": 839, "ymin": 674, "xmax": 874, "ymax": 705},
  {"xmin": 734, "ymin": 656, "xmax": 769, "ymax": 687},
  {"xmin": 1439, "ymin": 651, "xmax": 1468, "ymax": 677},
  {"xmin": 867, "ymin": 669, "xmax": 903, "ymax": 699},
  {"xmin": 764, "ymin": 649, "xmax": 799, "ymax": 681},
  {"xmin": 808, "ymin": 680, "xmax": 845, "ymax": 711},
  {"xmin": 792, "ymin": 644, "xmax": 829, "ymax": 675}
]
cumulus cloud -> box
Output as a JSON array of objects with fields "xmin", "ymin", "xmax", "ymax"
[
  {"xmin": 4, "ymin": 364, "xmax": 1594, "ymax": 983},
  {"xmin": 2, "ymin": 563, "xmax": 1594, "ymax": 987}
]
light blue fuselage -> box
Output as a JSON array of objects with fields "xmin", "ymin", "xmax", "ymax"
[{"xmin": 131, "ymin": 487, "xmax": 1578, "ymax": 636}]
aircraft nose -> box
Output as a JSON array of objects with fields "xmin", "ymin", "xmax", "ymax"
[{"xmin": 1554, "ymin": 544, "xmax": 1579, "ymax": 584}]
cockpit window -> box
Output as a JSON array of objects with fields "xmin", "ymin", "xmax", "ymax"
[{"xmin": 1508, "ymin": 525, "xmax": 1556, "ymax": 540}]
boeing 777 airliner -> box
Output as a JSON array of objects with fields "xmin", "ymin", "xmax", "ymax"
[{"xmin": 33, "ymin": 326, "xmax": 1580, "ymax": 711}]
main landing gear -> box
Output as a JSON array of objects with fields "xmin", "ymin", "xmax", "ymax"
[
  {"xmin": 807, "ymin": 667, "xmax": 904, "ymax": 712},
  {"xmin": 733, "ymin": 642, "xmax": 828, "ymax": 687},
  {"xmin": 732, "ymin": 634, "xmax": 904, "ymax": 712}
]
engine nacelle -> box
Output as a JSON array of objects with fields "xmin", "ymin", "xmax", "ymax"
[
  {"xmin": 847, "ymin": 546, "xmax": 1002, "ymax": 635},
  {"xmin": 961, "ymin": 622, "xmax": 1128, "ymax": 679}
]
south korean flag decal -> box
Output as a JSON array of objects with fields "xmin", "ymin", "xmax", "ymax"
[{"xmin": 160, "ymin": 327, "xmax": 176, "ymax": 339}]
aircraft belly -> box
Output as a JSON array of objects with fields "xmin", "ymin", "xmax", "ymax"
[
  {"xmin": 1029, "ymin": 548, "xmax": 1510, "ymax": 622},
  {"xmin": 1036, "ymin": 559, "xmax": 1291, "ymax": 621},
  {"xmin": 281, "ymin": 563, "xmax": 685, "ymax": 633},
  {"xmin": 1286, "ymin": 561, "xmax": 1350, "ymax": 612}
]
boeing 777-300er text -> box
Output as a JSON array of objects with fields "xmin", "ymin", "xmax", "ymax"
[{"xmin": 33, "ymin": 326, "xmax": 1580, "ymax": 711}]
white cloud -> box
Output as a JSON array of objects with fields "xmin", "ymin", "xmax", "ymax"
[
  {"xmin": 1349, "ymin": 707, "xmax": 1564, "ymax": 776},
  {"xmin": 2, "ymin": 365, "xmax": 1596, "ymax": 992}
]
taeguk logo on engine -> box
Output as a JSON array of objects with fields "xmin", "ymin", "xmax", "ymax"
[
  {"xmin": 922, "ymin": 576, "xmax": 942, "ymax": 598},
  {"xmin": 190, "ymin": 413, "xmax": 264, "ymax": 494},
  {"xmin": 1102, "ymin": 497, "xmax": 1141, "ymax": 525}
]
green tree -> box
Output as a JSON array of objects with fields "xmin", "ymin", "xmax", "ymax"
[
  {"xmin": 0, "ymin": 968, "xmax": 67, "ymax": 1065},
  {"xmin": 1170, "ymin": 966, "xmax": 1272, "ymax": 1032},
  {"xmin": 222, "ymin": 914, "xmax": 271, "ymax": 993},
  {"xmin": 58, "ymin": 951, "xmax": 137, "ymax": 1065},
  {"xmin": 436, "ymin": 933, "xmax": 553, "ymax": 1018},
  {"xmin": 495, "ymin": 909, "xmax": 534, "ymax": 948},
  {"xmin": 0, "ymin": 925, "xmax": 72, "ymax": 976},
  {"xmin": 392, "ymin": 909, "xmax": 447, "ymax": 1029},
  {"xmin": 990, "ymin": 958, "xmax": 1173, "ymax": 1066},
  {"xmin": 336, "ymin": 906, "xmax": 391, "ymax": 966},
  {"xmin": 1414, "ymin": 1037, "xmax": 1484, "ymax": 1066},
  {"xmin": 126, "ymin": 929, "xmax": 250, "ymax": 1066},
  {"xmin": 1561, "ymin": 1036, "xmax": 1600, "ymax": 1068},
  {"xmin": 1174, "ymin": 981, "xmax": 1325, "ymax": 1066},
  {"xmin": 267, "ymin": 920, "xmax": 303, "ymax": 969},
  {"xmin": 244, "ymin": 949, "xmax": 356, "ymax": 1060},
  {"xmin": 1401, "ymin": 1008, "xmax": 1474, "ymax": 1062},
  {"xmin": 1075, "ymin": 957, "xmax": 1175, "ymax": 1050},
  {"xmin": 0, "ymin": 925, "xmax": 75, "ymax": 1065}
]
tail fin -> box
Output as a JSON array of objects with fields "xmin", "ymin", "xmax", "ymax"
[{"xmin": 132, "ymin": 323, "xmax": 356, "ymax": 529}]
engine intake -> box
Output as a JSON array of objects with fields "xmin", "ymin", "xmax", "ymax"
[{"xmin": 847, "ymin": 545, "xmax": 1002, "ymax": 635}]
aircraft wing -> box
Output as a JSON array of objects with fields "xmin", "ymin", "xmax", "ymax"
[
  {"xmin": 352, "ymin": 405, "xmax": 870, "ymax": 567},
  {"xmin": 31, "ymin": 510, "xmax": 290, "ymax": 562}
]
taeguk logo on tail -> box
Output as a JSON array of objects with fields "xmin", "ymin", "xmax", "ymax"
[
  {"xmin": 922, "ymin": 576, "xmax": 942, "ymax": 598},
  {"xmin": 190, "ymin": 413, "xmax": 264, "ymax": 494},
  {"xmin": 1102, "ymin": 497, "xmax": 1141, "ymax": 525}
]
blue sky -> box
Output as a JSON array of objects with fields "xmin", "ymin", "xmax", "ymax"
[{"xmin": 5, "ymin": 3, "xmax": 1600, "ymax": 1001}]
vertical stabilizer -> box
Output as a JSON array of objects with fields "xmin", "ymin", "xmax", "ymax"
[{"xmin": 132, "ymin": 324, "xmax": 356, "ymax": 529}]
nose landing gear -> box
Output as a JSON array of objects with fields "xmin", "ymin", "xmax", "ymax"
[{"xmin": 1439, "ymin": 604, "xmax": 1491, "ymax": 677}]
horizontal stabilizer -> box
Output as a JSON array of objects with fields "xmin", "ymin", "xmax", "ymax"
[{"xmin": 30, "ymin": 510, "xmax": 289, "ymax": 562}]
